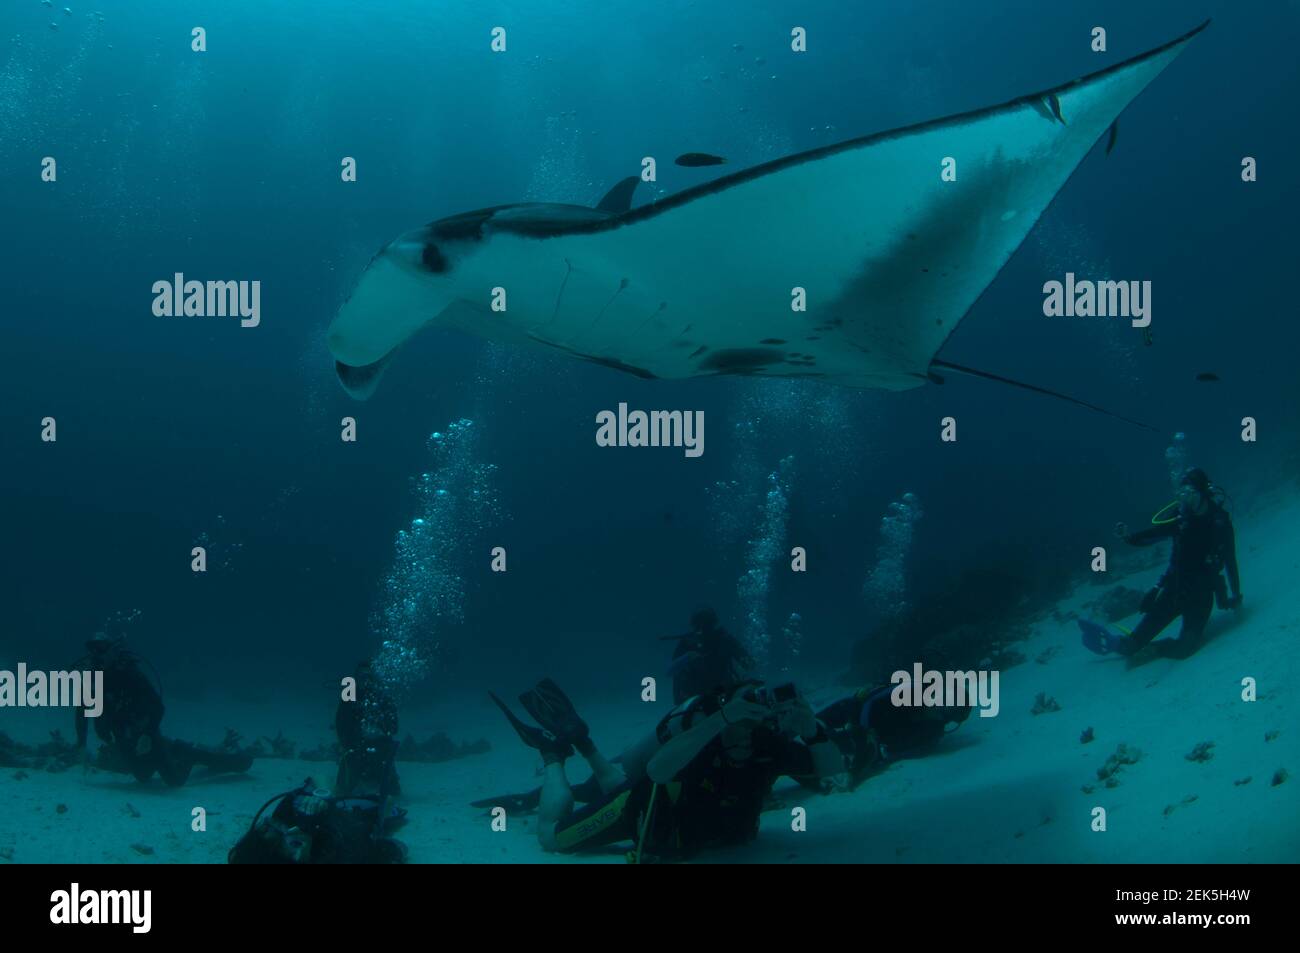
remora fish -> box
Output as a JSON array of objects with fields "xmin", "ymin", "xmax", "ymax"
[{"xmin": 675, "ymin": 152, "xmax": 727, "ymax": 167}]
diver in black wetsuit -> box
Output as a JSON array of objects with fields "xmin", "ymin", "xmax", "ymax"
[
  {"xmin": 807, "ymin": 685, "xmax": 973, "ymax": 791},
  {"xmin": 662, "ymin": 607, "xmax": 755, "ymax": 704},
  {"xmin": 228, "ymin": 778, "xmax": 407, "ymax": 864},
  {"xmin": 228, "ymin": 662, "xmax": 408, "ymax": 864},
  {"xmin": 334, "ymin": 661, "xmax": 401, "ymax": 802},
  {"xmin": 73, "ymin": 633, "xmax": 253, "ymax": 785},
  {"xmin": 471, "ymin": 616, "xmax": 756, "ymax": 817},
  {"xmin": 1080, "ymin": 467, "xmax": 1241, "ymax": 660}
]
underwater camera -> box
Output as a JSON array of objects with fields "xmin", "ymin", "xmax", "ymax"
[{"xmin": 741, "ymin": 682, "xmax": 798, "ymax": 708}]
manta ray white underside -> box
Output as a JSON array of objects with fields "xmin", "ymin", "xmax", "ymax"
[{"xmin": 327, "ymin": 22, "xmax": 1206, "ymax": 413}]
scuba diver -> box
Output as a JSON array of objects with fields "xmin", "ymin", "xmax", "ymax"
[
  {"xmin": 471, "ymin": 610, "xmax": 758, "ymax": 815},
  {"xmin": 488, "ymin": 677, "xmax": 841, "ymax": 862},
  {"xmin": 227, "ymin": 661, "xmax": 407, "ymax": 864},
  {"xmin": 334, "ymin": 660, "xmax": 400, "ymax": 802},
  {"xmin": 1079, "ymin": 466, "xmax": 1241, "ymax": 660},
  {"xmin": 661, "ymin": 607, "xmax": 755, "ymax": 704},
  {"xmin": 806, "ymin": 684, "xmax": 973, "ymax": 791},
  {"xmin": 228, "ymin": 778, "xmax": 407, "ymax": 864},
  {"xmin": 74, "ymin": 632, "xmax": 253, "ymax": 785}
]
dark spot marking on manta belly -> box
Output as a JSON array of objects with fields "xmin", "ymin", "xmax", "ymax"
[
  {"xmin": 421, "ymin": 243, "xmax": 448, "ymax": 273},
  {"xmin": 689, "ymin": 345, "xmax": 709, "ymax": 359},
  {"xmin": 760, "ymin": 338, "xmax": 787, "ymax": 345},
  {"xmin": 805, "ymin": 335, "xmax": 820, "ymax": 341},
  {"xmin": 699, "ymin": 347, "xmax": 784, "ymax": 373}
]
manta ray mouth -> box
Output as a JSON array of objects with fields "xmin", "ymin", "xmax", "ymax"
[{"xmin": 335, "ymin": 352, "xmax": 392, "ymax": 400}]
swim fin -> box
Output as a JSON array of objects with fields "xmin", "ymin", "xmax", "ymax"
[
  {"xmin": 518, "ymin": 678, "xmax": 590, "ymax": 747},
  {"xmin": 1079, "ymin": 619, "xmax": 1124, "ymax": 656},
  {"xmin": 489, "ymin": 691, "xmax": 573, "ymax": 764}
]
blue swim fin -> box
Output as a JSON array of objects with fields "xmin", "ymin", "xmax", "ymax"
[{"xmin": 1079, "ymin": 618, "xmax": 1122, "ymax": 655}]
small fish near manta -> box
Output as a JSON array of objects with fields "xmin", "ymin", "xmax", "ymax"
[
  {"xmin": 676, "ymin": 152, "xmax": 727, "ymax": 167},
  {"xmin": 328, "ymin": 22, "xmax": 1208, "ymax": 430}
]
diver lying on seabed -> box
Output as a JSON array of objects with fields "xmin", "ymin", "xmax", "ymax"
[
  {"xmin": 475, "ymin": 609, "xmax": 976, "ymax": 830},
  {"xmin": 807, "ymin": 683, "xmax": 974, "ymax": 791},
  {"xmin": 1079, "ymin": 466, "xmax": 1241, "ymax": 660},
  {"xmin": 488, "ymin": 676, "xmax": 842, "ymax": 862}
]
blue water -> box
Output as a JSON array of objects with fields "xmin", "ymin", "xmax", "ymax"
[{"xmin": 1, "ymin": 0, "xmax": 1296, "ymax": 862}]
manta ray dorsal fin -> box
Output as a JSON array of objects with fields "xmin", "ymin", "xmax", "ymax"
[{"xmin": 595, "ymin": 176, "xmax": 640, "ymax": 214}]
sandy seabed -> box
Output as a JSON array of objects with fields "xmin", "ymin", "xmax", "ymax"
[{"xmin": 3, "ymin": 493, "xmax": 1297, "ymax": 865}]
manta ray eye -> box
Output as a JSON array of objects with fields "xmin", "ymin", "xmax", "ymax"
[{"xmin": 420, "ymin": 243, "xmax": 448, "ymax": 273}]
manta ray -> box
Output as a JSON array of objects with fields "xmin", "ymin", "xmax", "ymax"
[{"xmin": 328, "ymin": 22, "xmax": 1206, "ymax": 426}]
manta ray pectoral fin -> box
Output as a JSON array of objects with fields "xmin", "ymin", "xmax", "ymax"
[
  {"xmin": 595, "ymin": 176, "xmax": 640, "ymax": 214},
  {"xmin": 331, "ymin": 21, "xmax": 1208, "ymax": 398},
  {"xmin": 335, "ymin": 353, "xmax": 392, "ymax": 401},
  {"xmin": 930, "ymin": 359, "xmax": 1159, "ymax": 432}
]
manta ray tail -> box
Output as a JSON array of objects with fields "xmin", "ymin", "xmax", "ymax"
[{"xmin": 929, "ymin": 359, "xmax": 1158, "ymax": 432}]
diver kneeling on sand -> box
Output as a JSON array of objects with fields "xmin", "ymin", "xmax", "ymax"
[
  {"xmin": 335, "ymin": 660, "xmax": 401, "ymax": 801},
  {"xmin": 1079, "ymin": 467, "xmax": 1242, "ymax": 661},
  {"xmin": 489, "ymin": 677, "xmax": 841, "ymax": 862},
  {"xmin": 228, "ymin": 660, "xmax": 408, "ymax": 864},
  {"xmin": 73, "ymin": 632, "xmax": 253, "ymax": 786},
  {"xmin": 660, "ymin": 607, "xmax": 755, "ymax": 704}
]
